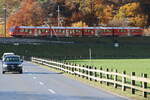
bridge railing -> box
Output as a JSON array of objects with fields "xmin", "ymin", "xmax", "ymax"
[{"xmin": 32, "ymin": 57, "xmax": 150, "ymax": 98}]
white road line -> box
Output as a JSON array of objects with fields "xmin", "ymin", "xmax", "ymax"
[
  {"xmin": 39, "ymin": 82, "xmax": 44, "ymax": 85},
  {"xmin": 33, "ymin": 77, "xmax": 37, "ymax": 79},
  {"xmin": 48, "ymin": 89, "xmax": 56, "ymax": 94}
]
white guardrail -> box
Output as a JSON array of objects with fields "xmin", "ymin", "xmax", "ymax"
[{"xmin": 31, "ymin": 57, "xmax": 150, "ymax": 98}]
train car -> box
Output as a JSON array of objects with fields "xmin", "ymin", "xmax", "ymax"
[
  {"xmin": 82, "ymin": 27, "xmax": 95, "ymax": 36},
  {"xmin": 113, "ymin": 27, "xmax": 143, "ymax": 36},
  {"xmin": 94, "ymin": 27, "xmax": 114, "ymax": 36},
  {"xmin": 10, "ymin": 26, "xmax": 51, "ymax": 37},
  {"xmin": 128, "ymin": 27, "xmax": 143, "ymax": 36},
  {"xmin": 51, "ymin": 27, "xmax": 83, "ymax": 37},
  {"xmin": 9, "ymin": 26, "xmax": 144, "ymax": 37}
]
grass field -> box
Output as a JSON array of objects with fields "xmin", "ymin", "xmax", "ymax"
[{"xmin": 67, "ymin": 59, "xmax": 150, "ymax": 77}]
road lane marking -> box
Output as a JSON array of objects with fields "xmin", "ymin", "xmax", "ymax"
[
  {"xmin": 48, "ymin": 89, "xmax": 56, "ymax": 94},
  {"xmin": 33, "ymin": 77, "xmax": 37, "ymax": 79},
  {"xmin": 39, "ymin": 82, "xmax": 44, "ymax": 85}
]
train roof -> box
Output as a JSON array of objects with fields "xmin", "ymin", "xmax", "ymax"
[
  {"xmin": 16, "ymin": 26, "xmax": 143, "ymax": 29},
  {"xmin": 18, "ymin": 26, "xmax": 50, "ymax": 29}
]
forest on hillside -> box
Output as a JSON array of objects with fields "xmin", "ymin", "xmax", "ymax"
[{"xmin": 0, "ymin": 0, "xmax": 150, "ymax": 32}]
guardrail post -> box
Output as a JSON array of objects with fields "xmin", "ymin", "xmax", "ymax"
[
  {"xmin": 67, "ymin": 63, "xmax": 69, "ymax": 73},
  {"xmin": 74, "ymin": 64, "xmax": 77, "ymax": 76},
  {"xmin": 68, "ymin": 63, "xmax": 71, "ymax": 74},
  {"xmin": 99, "ymin": 67, "xmax": 103, "ymax": 84},
  {"xmin": 94, "ymin": 67, "xmax": 97, "ymax": 82},
  {"xmin": 122, "ymin": 71, "xmax": 126, "ymax": 91},
  {"xmin": 114, "ymin": 69, "xmax": 118, "ymax": 88},
  {"xmin": 142, "ymin": 74, "xmax": 147, "ymax": 98},
  {"xmin": 82, "ymin": 65, "xmax": 85, "ymax": 78},
  {"xmin": 131, "ymin": 72, "xmax": 136, "ymax": 94},
  {"xmin": 106, "ymin": 68, "xmax": 109, "ymax": 86},
  {"xmin": 64, "ymin": 62, "xmax": 67, "ymax": 73},
  {"xmin": 62, "ymin": 62, "xmax": 64, "ymax": 72},
  {"xmin": 72, "ymin": 63, "xmax": 75, "ymax": 75},
  {"xmin": 86, "ymin": 66, "xmax": 89, "ymax": 79},
  {"xmin": 89, "ymin": 66, "xmax": 92, "ymax": 81},
  {"xmin": 78, "ymin": 65, "xmax": 81, "ymax": 77}
]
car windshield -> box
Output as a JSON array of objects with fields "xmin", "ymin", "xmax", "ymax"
[{"xmin": 4, "ymin": 57, "xmax": 20, "ymax": 62}]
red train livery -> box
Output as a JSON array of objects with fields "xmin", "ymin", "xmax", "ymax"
[{"xmin": 9, "ymin": 26, "xmax": 143, "ymax": 37}]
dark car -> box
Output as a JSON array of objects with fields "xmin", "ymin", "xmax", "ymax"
[{"xmin": 2, "ymin": 55, "xmax": 23, "ymax": 74}]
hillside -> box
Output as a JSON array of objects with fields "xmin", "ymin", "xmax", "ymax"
[{"xmin": 1, "ymin": 0, "xmax": 148, "ymax": 29}]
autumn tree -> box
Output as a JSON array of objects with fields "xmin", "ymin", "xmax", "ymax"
[
  {"xmin": 113, "ymin": 2, "xmax": 148, "ymax": 27},
  {"xmin": 140, "ymin": 0, "xmax": 150, "ymax": 26},
  {"xmin": 71, "ymin": 21, "xmax": 88, "ymax": 27},
  {"xmin": 7, "ymin": 0, "xmax": 46, "ymax": 32},
  {"xmin": 76, "ymin": 0, "xmax": 103, "ymax": 26},
  {"xmin": 99, "ymin": 5, "xmax": 114, "ymax": 25}
]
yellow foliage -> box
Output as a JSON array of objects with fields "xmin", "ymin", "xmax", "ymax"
[
  {"xmin": 71, "ymin": 21, "xmax": 88, "ymax": 27},
  {"xmin": 114, "ymin": 2, "xmax": 147, "ymax": 27}
]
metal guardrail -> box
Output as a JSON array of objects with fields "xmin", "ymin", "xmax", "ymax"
[{"xmin": 32, "ymin": 57, "xmax": 150, "ymax": 98}]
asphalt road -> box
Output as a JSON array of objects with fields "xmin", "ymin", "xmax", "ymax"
[{"xmin": 0, "ymin": 61, "xmax": 129, "ymax": 100}]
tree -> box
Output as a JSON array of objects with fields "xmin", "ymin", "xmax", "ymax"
[
  {"xmin": 99, "ymin": 5, "xmax": 114, "ymax": 25},
  {"xmin": 140, "ymin": 0, "xmax": 150, "ymax": 27},
  {"xmin": 113, "ymin": 2, "xmax": 148, "ymax": 27},
  {"xmin": 71, "ymin": 21, "xmax": 88, "ymax": 27},
  {"xmin": 7, "ymin": 0, "xmax": 46, "ymax": 33}
]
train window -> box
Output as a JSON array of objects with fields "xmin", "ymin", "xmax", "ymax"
[
  {"xmin": 130, "ymin": 29, "xmax": 142, "ymax": 32},
  {"xmin": 62, "ymin": 30, "xmax": 64, "ymax": 33},
  {"xmin": 59, "ymin": 29, "xmax": 62, "ymax": 33},
  {"xmin": 77, "ymin": 30, "xmax": 81, "ymax": 33},
  {"xmin": 57, "ymin": 29, "xmax": 60, "ymax": 33},
  {"xmin": 70, "ymin": 30, "xmax": 72, "ymax": 34},
  {"xmin": 75, "ymin": 30, "xmax": 78, "ymax": 33},
  {"xmin": 119, "ymin": 29, "xmax": 127, "ymax": 32},
  {"xmin": 71, "ymin": 30, "xmax": 74, "ymax": 33},
  {"xmin": 89, "ymin": 30, "xmax": 91, "ymax": 32},
  {"xmin": 54, "ymin": 29, "xmax": 57, "ymax": 33},
  {"xmin": 91, "ymin": 30, "xmax": 95, "ymax": 33},
  {"xmin": 58, "ymin": 29, "xmax": 60, "ymax": 33},
  {"xmin": 24, "ymin": 29, "xmax": 28, "ymax": 32},
  {"xmin": 69, "ymin": 30, "xmax": 72, "ymax": 34},
  {"xmin": 20, "ymin": 29, "xmax": 25, "ymax": 32},
  {"xmin": 107, "ymin": 30, "xmax": 112, "ymax": 32},
  {"xmin": 104, "ymin": 29, "xmax": 110, "ymax": 32},
  {"xmin": 46, "ymin": 29, "xmax": 48, "ymax": 32},
  {"xmin": 61, "ymin": 30, "xmax": 64, "ymax": 33},
  {"xmin": 97, "ymin": 30, "xmax": 104, "ymax": 32},
  {"xmin": 38, "ymin": 29, "xmax": 41, "ymax": 34},
  {"xmin": 88, "ymin": 30, "xmax": 94, "ymax": 33},
  {"xmin": 68, "ymin": 30, "xmax": 71, "ymax": 34},
  {"xmin": 103, "ymin": 30, "xmax": 106, "ymax": 32},
  {"xmin": 29, "ymin": 29, "xmax": 32, "ymax": 34},
  {"xmin": 41, "ymin": 29, "xmax": 46, "ymax": 32}
]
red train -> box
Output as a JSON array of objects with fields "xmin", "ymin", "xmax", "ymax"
[{"xmin": 9, "ymin": 26, "xmax": 143, "ymax": 37}]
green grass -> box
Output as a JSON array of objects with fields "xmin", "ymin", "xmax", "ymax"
[{"xmin": 67, "ymin": 59, "xmax": 150, "ymax": 77}]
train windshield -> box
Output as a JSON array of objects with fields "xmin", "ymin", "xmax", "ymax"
[{"xmin": 10, "ymin": 27, "xmax": 16, "ymax": 32}]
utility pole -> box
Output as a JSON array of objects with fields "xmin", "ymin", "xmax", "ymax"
[
  {"xmin": 57, "ymin": 5, "xmax": 60, "ymax": 27},
  {"xmin": 4, "ymin": 7, "xmax": 6, "ymax": 37}
]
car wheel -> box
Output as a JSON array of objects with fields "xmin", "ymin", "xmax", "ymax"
[
  {"xmin": 19, "ymin": 69, "xmax": 23, "ymax": 74},
  {"xmin": 2, "ymin": 71, "xmax": 5, "ymax": 74}
]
